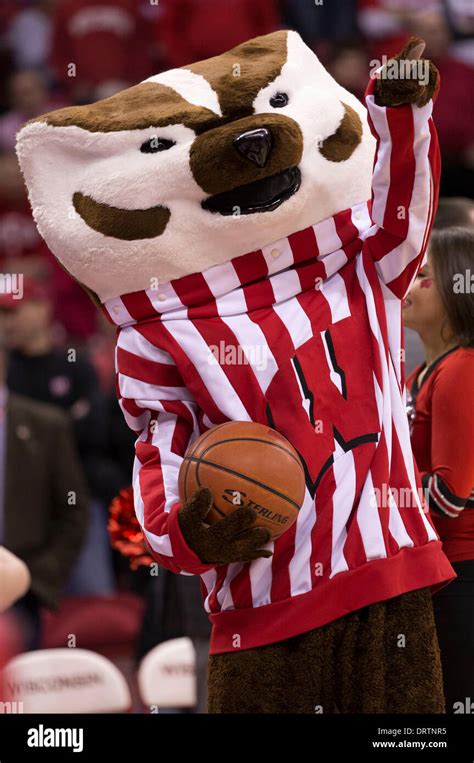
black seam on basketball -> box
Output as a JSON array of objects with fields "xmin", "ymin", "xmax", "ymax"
[
  {"xmin": 184, "ymin": 455, "xmax": 302, "ymax": 510},
  {"xmin": 198, "ymin": 437, "xmax": 305, "ymax": 473},
  {"xmin": 194, "ymin": 465, "xmax": 235, "ymax": 519},
  {"xmin": 185, "ymin": 425, "xmax": 219, "ymax": 457},
  {"xmin": 182, "ymin": 449, "xmax": 193, "ymax": 503}
]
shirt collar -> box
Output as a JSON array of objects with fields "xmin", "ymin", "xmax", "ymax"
[{"xmin": 102, "ymin": 200, "xmax": 373, "ymax": 328}]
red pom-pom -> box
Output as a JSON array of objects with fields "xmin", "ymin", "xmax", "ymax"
[{"xmin": 108, "ymin": 487, "xmax": 154, "ymax": 570}]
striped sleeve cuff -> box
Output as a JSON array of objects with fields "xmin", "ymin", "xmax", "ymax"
[{"xmin": 422, "ymin": 473, "xmax": 469, "ymax": 518}]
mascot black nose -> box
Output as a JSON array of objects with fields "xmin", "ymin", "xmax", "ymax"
[{"xmin": 233, "ymin": 128, "xmax": 272, "ymax": 168}]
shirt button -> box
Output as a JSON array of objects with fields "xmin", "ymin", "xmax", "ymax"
[
  {"xmin": 158, "ymin": 293, "xmax": 167, "ymax": 302},
  {"xmin": 112, "ymin": 306, "xmax": 120, "ymax": 315},
  {"xmin": 271, "ymin": 248, "xmax": 281, "ymax": 258},
  {"xmin": 354, "ymin": 212, "xmax": 361, "ymax": 220}
]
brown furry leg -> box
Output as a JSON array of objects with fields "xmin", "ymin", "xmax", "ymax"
[
  {"xmin": 335, "ymin": 588, "xmax": 445, "ymax": 713},
  {"xmin": 208, "ymin": 588, "xmax": 444, "ymax": 713},
  {"xmin": 208, "ymin": 617, "xmax": 345, "ymax": 714}
]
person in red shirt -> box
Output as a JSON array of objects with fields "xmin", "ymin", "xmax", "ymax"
[
  {"xmin": 404, "ymin": 226, "xmax": 474, "ymax": 712},
  {"xmin": 157, "ymin": 0, "xmax": 281, "ymax": 69},
  {"xmin": 50, "ymin": 0, "xmax": 157, "ymax": 103}
]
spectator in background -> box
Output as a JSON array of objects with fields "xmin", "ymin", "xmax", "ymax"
[
  {"xmin": 0, "ymin": 153, "xmax": 97, "ymax": 340},
  {"xmin": 0, "ymin": 313, "xmax": 88, "ymax": 649},
  {"xmin": 281, "ymin": 0, "xmax": 357, "ymax": 53},
  {"xmin": 444, "ymin": 0, "xmax": 474, "ymax": 68},
  {"xmin": 0, "ymin": 152, "xmax": 49, "ymax": 278},
  {"xmin": 357, "ymin": 0, "xmax": 441, "ymax": 60},
  {"xmin": 158, "ymin": 0, "xmax": 281, "ymax": 69},
  {"xmin": 326, "ymin": 41, "xmax": 370, "ymax": 102},
  {"xmin": 3, "ymin": 278, "xmax": 116, "ymax": 597},
  {"xmin": 5, "ymin": 0, "xmax": 56, "ymax": 76},
  {"xmin": 0, "ymin": 70, "xmax": 63, "ymax": 152},
  {"xmin": 404, "ymin": 227, "xmax": 474, "ymax": 711},
  {"xmin": 50, "ymin": 0, "xmax": 157, "ymax": 103},
  {"xmin": 405, "ymin": 196, "xmax": 474, "ymax": 374},
  {"xmin": 433, "ymin": 196, "xmax": 474, "ymax": 229},
  {"xmin": 404, "ymin": 10, "xmax": 474, "ymax": 197}
]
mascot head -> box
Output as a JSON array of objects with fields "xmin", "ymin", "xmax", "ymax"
[{"xmin": 16, "ymin": 30, "xmax": 375, "ymax": 302}]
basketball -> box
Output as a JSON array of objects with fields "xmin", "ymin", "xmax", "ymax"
[{"xmin": 178, "ymin": 421, "xmax": 306, "ymax": 540}]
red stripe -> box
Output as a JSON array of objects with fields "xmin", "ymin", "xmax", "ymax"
[
  {"xmin": 121, "ymin": 291, "xmax": 158, "ymax": 321},
  {"xmin": 191, "ymin": 318, "xmax": 267, "ymax": 420},
  {"xmin": 229, "ymin": 565, "xmax": 253, "ymax": 610},
  {"xmin": 117, "ymin": 346, "xmax": 185, "ymax": 387},
  {"xmin": 232, "ymin": 249, "xmax": 268, "ymax": 285},
  {"xmin": 333, "ymin": 207, "xmax": 359, "ymax": 250},
  {"xmin": 288, "ymin": 224, "xmax": 319, "ymax": 263},
  {"xmin": 172, "ymin": 271, "xmax": 217, "ymax": 313},
  {"xmin": 270, "ymin": 522, "xmax": 296, "ymax": 602}
]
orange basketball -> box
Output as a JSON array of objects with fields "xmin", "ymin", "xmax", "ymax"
[{"xmin": 178, "ymin": 421, "xmax": 305, "ymax": 540}]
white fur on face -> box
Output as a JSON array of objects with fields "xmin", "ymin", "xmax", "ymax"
[{"xmin": 16, "ymin": 32, "xmax": 375, "ymax": 302}]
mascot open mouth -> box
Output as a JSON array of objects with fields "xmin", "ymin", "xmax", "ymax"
[{"xmin": 201, "ymin": 167, "xmax": 301, "ymax": 216}]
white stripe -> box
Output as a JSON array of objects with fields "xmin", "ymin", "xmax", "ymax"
[
  {"xmin": 319, "ymin": 272, "xmax": 351, "ymax": 325},
  {"xmin": 356, "ymin": 256, "xmax": 393, "ymax": 469},
  {"xmin": 366, "ymin": 94, "xmax": 391, "ymax": 229},
  {"xmin": 133, "ymin": 469, "xmax": 174, "ymax": 557},
  {"xmin": 164, "ymin": 320, "xmax": 251, "ymax": 420},
  {"xmin": 202, "ymin": 569, "xmax": 218, "ymax": 613},
  {"xmin": 249, "ymin": 552, "xmax": 275, "ymax": 608},
  {"xmin": 389, "ymin": 366, "xmax": 438, "ymax": 541},
  {"xmin": 330, "ymin": 445, "xmax": 356, "ymax": 577},
  {"xmin": 381, "ymin": 283, "xmax": 403, "ymax": 385},
  {"xmin": 269, "ymin": 267, "xmax": 301, "ymax": 303},
  {"xmin": 272, "ymin": 298, "xmax": 313, "ymax": 349},
  {"xmin": 219, "ymin": 313, "xmax": 278, "ymax": 394},
  {"xmin": 214, "ymin": 284, "xmax": 248, "ymax": 316},
  {"xmin": 150, "ymin": 412, "xmax": 182, "ymax": 513},
  {"xmin": 351, "ymin": 201, "xmax": 372, "ymax": 237},
  {"xmin": 118, "ymin": 398, "xmax": 150, "ymax": 431},
  {"xmin": 289, "ymin": 491, "xmax": 317, "ymax": 595},
  {"xmin": 118, "ymin": 373, "xmax": 190, "ymax": 403},
  {"xmin": 147, "ymin": 281, "xmax": 186, "ymax": 316},
  {"xmin": 357, "ymin": 470, "xmax": 387, "ymax": 560},
  {"xmin": 118, "ymin": 326, "xmax": 175, "ymax": 364},
  {"xmin": 313, "ymin": 214, "xmax": 342, "ymax": 257},
  {"xmin": 388, "ymin": 485, "xmax": 414, "ymax": 549},
  {"xmin": 145, "ymin": 68, "xmax": 222, "ymax": 115},
  {"xmin": 204, "ymin": 260, "xmax": 242, "ymax": 297},
  {"xmin": 105, "ymin": 296, "xmax": 135, "ymax": 326}
]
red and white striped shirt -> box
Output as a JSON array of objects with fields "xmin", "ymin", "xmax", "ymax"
[{"xmin": 104, "ymin": 77, "xmax": 455, "ymax": 653}]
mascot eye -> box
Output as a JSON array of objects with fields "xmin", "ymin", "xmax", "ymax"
[
  {"xmin": 270, "ymin": 92, "xmax": 289, "ymax": 108},
  {"xmin": 140, "ymin": 137, "xmax": 176, "ymax": 153}
]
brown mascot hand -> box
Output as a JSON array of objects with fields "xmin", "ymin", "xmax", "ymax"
[
  {"xmin": 177, "ymin": 487, "xmax": 273, "ymax": 565},
  {"xmin": 374, "ymin": 37, "xmax": 439, "ymax": 108}
]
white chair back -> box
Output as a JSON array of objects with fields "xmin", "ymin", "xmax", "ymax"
[
  {"xmin": 2, "ymin": 648, "xmax": 131, "ymax": 713},
  {"xmin": 137, "ymin": 637, "xmax": 196, "ymax": 709}
]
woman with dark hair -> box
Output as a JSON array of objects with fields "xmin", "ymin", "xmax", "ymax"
[{"xmin": 404, "ymin": 226, "xmax": 474, "ymax": 712}]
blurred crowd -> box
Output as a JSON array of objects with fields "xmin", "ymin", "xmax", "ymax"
[{"xmin": 0, "ymin": 0, "xmax": 473, "ymax": 712}]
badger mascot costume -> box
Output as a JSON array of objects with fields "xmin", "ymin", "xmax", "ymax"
[{"xmin": 17, "ymin": 31, "xmax": 454, "ymax": 713}]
